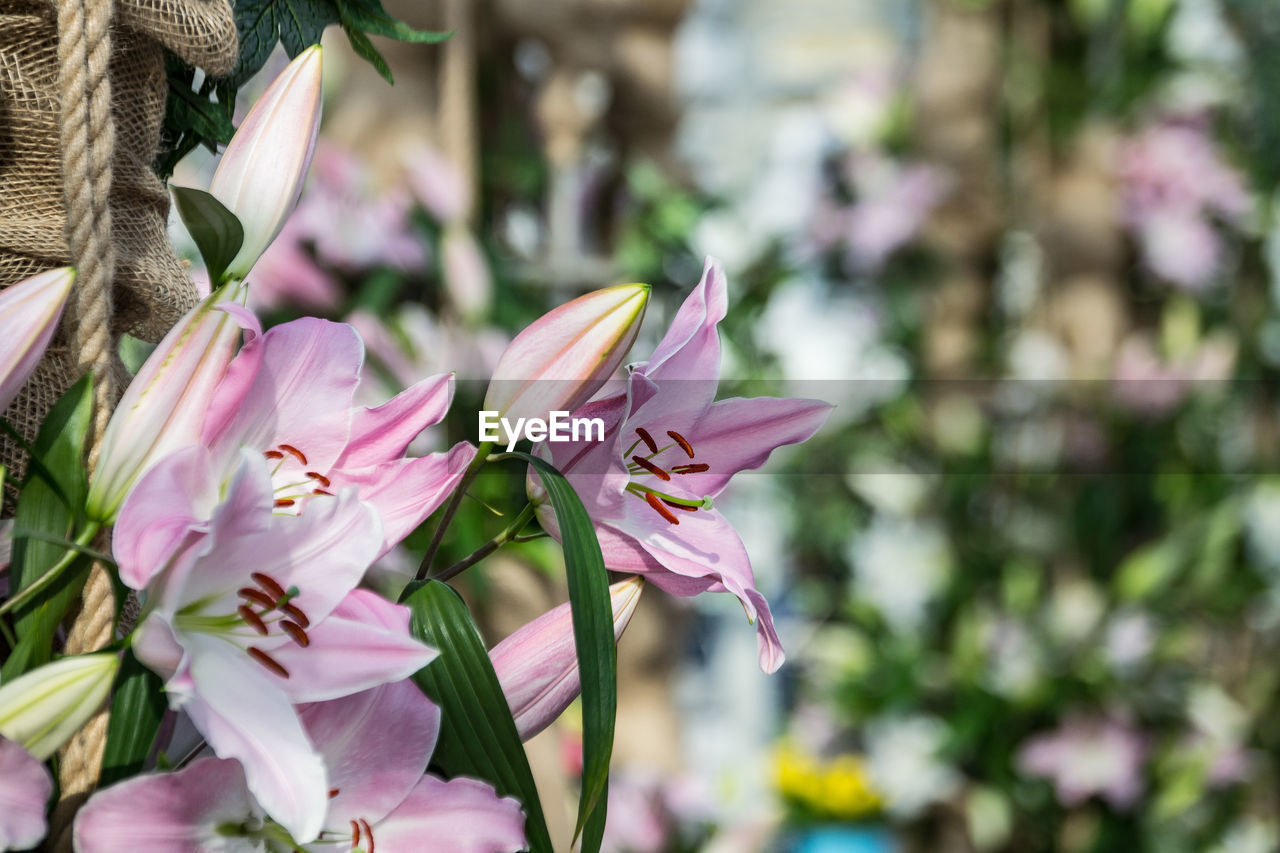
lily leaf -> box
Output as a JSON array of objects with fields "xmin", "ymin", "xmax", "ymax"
[
  {"xmin": 402, "ymin": 579, "xmax": 555, "ymax": 853},
  {"xmin": 171, "ymin": 186, "xmax": 245, "ymax": 287}
]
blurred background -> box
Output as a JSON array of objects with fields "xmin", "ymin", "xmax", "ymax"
[{"xmin": 172, "ymin": 0, "xmax": 1280, "ymax": 850}]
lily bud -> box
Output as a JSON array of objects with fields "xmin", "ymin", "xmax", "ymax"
[
  {"xmin": 87, "ymin": 282, "xmax": 249, "ymax": 523},
  {"xmin": 0, "ymin": 267, "xmax": 75, "ymax": 415},
  {"xmin": 482, "ymin": 283, "xmax": 649, "ymax": 427},
  {"xmin": 0, "ymin": 653, "xmax": 119, "ymax": 760},
  {"xmin": 491, "ymin": 576, "xmax": 644, "ymax": 741},
  {"xmin": 210, "ymin": 45, "xmax": 323, "ymax": 280}
]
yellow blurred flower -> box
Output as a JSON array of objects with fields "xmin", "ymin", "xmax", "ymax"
[{"xmin": 774, "ymin": 741, "xmax": 884, "ymax": 821}]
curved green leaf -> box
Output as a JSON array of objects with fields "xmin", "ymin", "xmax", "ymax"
[
  {"xmin": 402, "ymin": 579, "xmax": 554, "ymax": 853},
  {"xmin": 171, "ymin": 186, "xmax": 244, "ymax": 287},
  {"xmin": 515, "ymin": 452, "xmax": 616, "ymax": 850}
]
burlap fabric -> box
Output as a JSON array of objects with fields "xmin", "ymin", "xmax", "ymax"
[{"xmin": 0, "ymin": 0, "xmax": 237, "ymax": 489}]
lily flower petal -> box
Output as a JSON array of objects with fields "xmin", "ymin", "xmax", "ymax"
[
  {"xmin": 270, "ymin": 590, "xmax": 437, "ymax": 704},
  {"xmin": 0, "ymin": 736, "xmax": 52, "ymax": 852},
  {"xmin": 73, "ymin": 757, "xmax": 262, "ymax": 853},
  {"xmin": 299, "ymin": 678, "xmax": 441, "ymax": 831},
  {"xmin": 0, "ymin": 267, "xmax": 74, "ymax": 416},
  {"xmin": 359, "ymin": 775, "xmax": 526, "ymax": 853},
  {"xmin": 338, "ymin": 372, "xmax": 455, "ymax": 467},
  {"xmin": 179, "ymin": 635, "xmax": 329, "ymax": 844}
]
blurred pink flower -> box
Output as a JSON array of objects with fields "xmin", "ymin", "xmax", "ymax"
[
  {"xmin": 1119, "ymin": 118, "xmax": 1250, "ymax": 290},
  {"xmin": 402, "ymin": 143, "xmax": 470, "ymax": 223},
  {"xmin": 247, "ymin": 217, "xmax": 342, "ymax": 311},
  {"xmin": 816, "ymin": 154, "xmax": 949, "ymax": 271},
  {"xmin": 1017, "ymin": 713, "xmax": 1147, "ymax": 810},
  {"xmin": 1112, "ymin": 332, "xmax": 1236, "ymax": 416}
]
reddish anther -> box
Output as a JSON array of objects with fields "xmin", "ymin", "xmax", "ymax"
[
  {"xmin": 666, "ymin": 430, "xmax": 695, "ymax": 458},
  {"xmin": 329, "ymin": 788, "xmax": 340, "ymax": 799},
  {"xmin": 645, "ymin": 491, "xmax": 680, "ymax": 524},
  {"xmin": 634, "ymin": 427, "xmax": 658, "ymax": 454},
  {"xmin": 631, "ymin": 455, "xmax": 671, "ymax": 481},
  {"xmin": 281, "ymin": 620, "xmax": 310, "ymax": 647},
  {"xmin": 661, "ymin": 498, "xmax": 699, "ymax": 512},
  {"xmin": 351, "ymin": 820, "xmax": 361, "ymax": 847},
  {"xmin": 247, "ymin": 647, "xmax": 290, "ymax": 678},
  {"xmin": 274, "ymin": 498, "xmax": 295, "ymax": 508},
  {"xmin": 672, "ymin": 463, "xmax": 709, "ymax": 474},
  {"xmin": 237, "ymin": 605, "xmax": 269, "ymax": 635},
  {"xmin": 238, "ymin": 587, "xmax": 277, "ymax": 610},
  {"xmin": 312, "ymin": 488, "xmax": 334, "ymax": 497},
  {"xmin": 361, "ymin": 819, "xmax": 376, "ymax": 853},
  {"xmin": 263, "ymin": 450, "xmax": 284, "ymax": 460},
  {"xmin": 307, "ymin": 471, "xmax": 331, "ymax": 487},
  {"xmin": 251, "ymin": 572, "xmax": 287, "ymax": 601},
  {"xmin": 281, "ymin": 602, "xmax": 310, "ymax": 628},
  {"xmin": 279, "ymin": 444, "xmax": 308, "ymax": 465}
]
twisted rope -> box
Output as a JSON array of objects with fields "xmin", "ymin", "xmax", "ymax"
[{"xmin": 49, "ymin": 0, "xmax": 119, "ymax": 846}]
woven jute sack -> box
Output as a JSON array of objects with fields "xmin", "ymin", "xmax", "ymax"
[{"xmin": 0, "ymin": 0, "xmax": 237, "ymax": 490}]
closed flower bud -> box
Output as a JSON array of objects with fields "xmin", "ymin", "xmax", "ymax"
[
  {"xmin": 491, "ymin": 576, "xmax": 644, "ymax": 741},
  {"xmin": 0, "ymin": 267, "xmax": 74, "ymax": 415},
  {"xmin": 87, "ymin": 282, "xmax": 249, "ymax": 523},
  {"xmin": 483, "ymin": 283, "xmax": 649, "ymax": 427},
  {"xmin": 0, "ymin": 653, "xmax": 119, "ymax": 760},
  {"xmin": 210, "ymin": 45, "xmax": 323, "ymax": 281}
]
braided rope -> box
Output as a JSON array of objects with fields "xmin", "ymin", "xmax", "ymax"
[{"xmin": 49, "ymin": 0, "xmax": 119, "ymax": 846}]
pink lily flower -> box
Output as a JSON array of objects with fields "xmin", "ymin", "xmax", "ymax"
[
  {"xmin": 199, "ymin": 313, "xmax": 477, "ymax": 557},
  {"xmin": 74, "ymin": 680, "xmax": 526, "ymax": 853},
  {"xmin": 0, "ymin": 267, "xmax": 74, "ymax": 416},
  {"xmin": 0, "ymin": 736, "xmax": 52, "ymax": 852},
  {"xmin": 491, "ymin": 576, "xmax": 645, "ymax": 740},
  {"xmin": 115, "ymin": 447, "xmax": 435, "ymax": 843},
  {"xmin": 531, "ymin": 258, "xmax": 832, "ymax": 673}
]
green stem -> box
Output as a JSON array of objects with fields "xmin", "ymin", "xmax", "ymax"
[
  {"xmin": 415, "ymin": 441, "xmax": 494, "ymax": 581},
  {"xmin": 0, "ymin": 617, "xmax": 15, "ymax": 650},
  {"xmin": 0, "ymin": 521, "xmax": 101, "ymax": 617},
  {"xmin": 433, "ymin": 504, "xmax": 536, "ymax": 582}
]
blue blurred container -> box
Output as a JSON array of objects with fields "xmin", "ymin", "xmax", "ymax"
[{"xmin": 787, "ymin": 825, "xmax": 896, "ymax": 853}]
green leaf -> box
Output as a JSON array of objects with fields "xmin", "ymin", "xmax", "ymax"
[
  {"xmin": 342, "ymin": 24, "xmax": 394, "ymax": 84},
  {"xmin": 99, "ymin": 651, "xmax": 167, "ymax": 787},
  {"xmin": 336, "ymin": 0, "xmax": 452, "ymax": 43},
  {"xmin": 514, "ymin": 452, "xmax": 615, "ymax": 849},
  {"xmin": 402, "ymin": 579, "xmax": 555, "ymax": 853},
  {"xmin": 171, "ymin": 186, "xmax": 245, "ymax": 286},
  {"xmin": 2, "ymin": 376, "xmax": 94, "ymax": 680},
  {"xmin": 231, "ymin": 0, "xmax": 338, "ymax": 86}
]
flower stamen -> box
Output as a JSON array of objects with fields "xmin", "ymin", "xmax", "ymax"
[
  {"xmin": 662, "ymin": 497, "xmax": 699, "ymax": 512},
  {"xmin": 645, "ymin": 491, "xmax": 680, "ymax": 524},
  {"xmin": 361, "ymin": 819, "xmax": 376, "ymax": 853},
  {"xmin": 635, "ymin": 427, "xmax": 658, "ymax": 454},
  {"xmin": 666, "ymin": 430, "xmax": 695, "ymax": 458},
  {"xmin": 238, "ymin": 587, "xmax": 277, "ymax": 610},
  {"xmin": 351, "ymin": 820, "xmax": 361, "ymax": 847},
  {"xmin": 278, "ymin": 444, "xmax": 308, "ymax": 465},
  {"xmin": 631, "ymin": 455, "xmax": 671, "ymax": 481},
  {"xmin": 237, "ymin": 605, "xmax": 270, "ymax": 635},
  {"xmin": 251, "ymin": 572, "xmax": 287, "ymax": 601},
  {"xmin": 280, "ymin": 621, "xmax": 310, "ymax": 647},
  {"xmin": 307, "ymin": 471, "xmax": 331, "ymax": 488},
  {"xmin": 672, "ymin": 463, "xmax": 709, "ymax": 474},
  {"xmin": 247, "ymin": 647, "xmax": 290, "ymax": 678},
  {"xmin": 281, "ymin": 602, "xmax": 310, "ymax": 628},
  {"xmin": 274, "ymin": 498, "xmax": 295, "ymax": 508}
]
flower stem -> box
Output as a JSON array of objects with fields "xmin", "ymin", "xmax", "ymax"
[
  {"xmin": 415, "ymin": 441, "xmax": 494, "ymax": 581},
  {"xmin": 0, "ymin": 521, "xmax": 102, "ymax": 617},
  {"xmin": 432, "ymin": 504, "xmax": 537, "ymax": 582}
]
